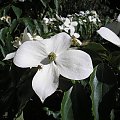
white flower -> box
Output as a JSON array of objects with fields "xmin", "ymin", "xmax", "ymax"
[
  {"xmin": 59, "ymin": 18, "xmax": 81, "ymax": 46},
  {"xmin": 117, "ymin": 14, "xmax": 120, "ymax": 22},
  {"xmin": 97, "ymin": 27, "xmax": 120, "ymax": 47},
  {"xmin": 0, "ymin": 16, "xmax": 11, "ymax": 24},
  {"xmin": 79, "ymin": 11, "xmax": 85, "ymax": 16},
  {"xmin": 64, "ymin": 18, "xmax": 78, "ymax": 27},
  {"xmin": 13, "ymin": 32, "xmax": 93, "ymax": 102},
  {"xmin": 43, "ymin": 18, "xmax": 49, "ymax": 24},
  {"xmin": 63, "ymin": 18, "xmax": 79, "ymax": 37},
  {"xmin": 88, "ymin": 16, "xmax": 97, "ymax": 23},
  {"xmin": 4, "ymin": 27, "xmax": 43, "ymax": 60}
]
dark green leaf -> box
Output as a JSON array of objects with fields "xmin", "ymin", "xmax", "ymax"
[
  {"xmin": 110, "ymin": 51, "xmax": 120, "ymax": 70},
  {"xmin": 90, "ymin": 63, "xmax": 116, "ymax": 120},
  {"xmin": 33, "ymin": 20, "xmax": 41, "ymax": 35},
  {"xmin": 5, "ymin": 33, "xmax": 13, "ymax": 52},
  {"xmin": 84, "ymin": 42, "xmax": 107, "ymax": 52},
  {"xmin": 61, "ymin": 87, "xmax": 74, "ymax": 120},
  {"xmin": 16, "ymin": 67, "xmax": 37, "ymax": 110},
  {"xmin": 23, "ymin": 18, "xmax": 35, "ymax": 34},
  {"xmin": 105, "ymin": 21, "xmax": 120, "ymax": 36},
  {"xmin": 54, "ymin": 0, "xmax": 59, "ymax": 13},
  {"xmin": 10, "ymin": 19, "xmax": 18, "ymax": 34},
  {"xmin": 0, "ymin": 27, "xmax": 9, "ymax": 45},
  {"xmin": 71, "ymin": 83, "xmax": 93, "ymax": 120},
  {"xmin": 0, "ymin": 44, "xmax": 5, "ymax": 57},
  {"xmin": 12, "ymin": 5, "xmax": 22, "ymax": 19},
  {"xmin": 16, "ymin": 112, "xmax": 24, "ymax": 120},
  {"xmin": 3, "ymin": 5, "xmax": 10, "ymax": 16},
  {"xmin": 40, "ymin": 0, "xmax": 47, "ymax": 7},
  {"xmin": 59, "ymin": 76, "xmax": 73, "ymax": 92}
]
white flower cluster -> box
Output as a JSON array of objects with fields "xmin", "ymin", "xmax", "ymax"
[
  {"xmin": 78, "ymin": 10, "xmax": 101, "ymax": 25},
  {"xmin": 43, "ymin": 17, "xmax": 57, "ymax": 25},
  {"xmin": 43, "ymin": 10, "xmax": 101, "ymax": 42}
]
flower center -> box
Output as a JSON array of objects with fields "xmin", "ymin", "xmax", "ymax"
[
  {"xmin": 71, "ymin": 36, "xmax": 80, "ymax": 46},
  {"xmin": 48, "ymin": 52, "xmax": 56, "ymax": 62}
]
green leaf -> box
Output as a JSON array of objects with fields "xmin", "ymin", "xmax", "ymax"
[
  {"xmin": 59, "ymin": 76, "xmax": 73, "ymax": 92},
  {"xmin": 16, "ymin": 67, "xmax": 37, "ymax": 110},
  {"xmin": 33, "ymin": 20, "xmax": 41, "ymax": 35},
  {"xmin": 84, "ymin": 42, "xmax": 107, "ymax": 52},
  {"xmin": 105, "ymin": 21, "xmax": 120, "ymax": 35},
  {"xmin": 10, "ymin": 19, "xmax": 18, "ymax": 34},
  {"xmin": 0, "ymin": 27, "xmax": 9, "ymax": 45},
  {"xmin": 16, "ymin": 112, "xmax": 24, "ymax": 120},
  {"xmin": 90, "ymin": 63, "xmax": 116, "ymax": 120},
  {"xmin": 0, "ymin": 61, "xmax": 5, "ymax": 66},
  {"xmin": 71, "ymin": 83, "xmax": 93, "ymax": 120},
  {"xmin": 54, "ymin": 0, "xmax": 59, "ymax": 13},
  {"xmin": 12, "ymin": 5, "xmax": 22, "ymax": 19},
  {"xmin": 61, "ymin": 87, "xmax": 74, "ymax": 120},
  {"xmin": 40, "ymin": 0, "xmax": 47, "ymax": 7},
  {"xmin": 23, "ymin": 18, "xmax": 35, "ymax": 34},
  {"xmin": 5, "ymin": 33, "xmax": 13, "ymax": 52},
  {"xmin": 0, "ymin": 44, "xmax": 5, "ymax": 57},
  {"xmin": 110, "ymin": 51, "xmax": 120, "ymax": 70},
  {"xmin": 3, "ymin": 5, "xmax": 10, "ymax": 16}
]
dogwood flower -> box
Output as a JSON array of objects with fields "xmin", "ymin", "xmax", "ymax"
[
  {"xmin": 97, "ymin": 27, "xmax": 120, "ymax": 47},
  {"xmin": 13, "ymin": 32, "xmax": 93, "ymax": 102},
  {"xmin": 4, "ymin": 27, "xmax": 43, "ymax": 60}
]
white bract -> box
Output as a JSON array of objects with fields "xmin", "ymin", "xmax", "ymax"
[
  {"xmin": 117, "ymin": 14, "xmax": 120, "ymax": 22},
  {"xmin": 13, "ymin": 32, "xmax": 93, "ymax": 102},
  {"xmin": 97, "ymin": 27, "xmax": 120, "ymax": 47},
  {"xmin": 64, "ymin": 18, "xmax": 78, "ymax": 36},
  {"xmin": 59, "ymin": 18, "xmax": 79, "ymax": 37},
  {"xmin": 4, "ymin": 27, "xmax": 43, "ymax": 60}
]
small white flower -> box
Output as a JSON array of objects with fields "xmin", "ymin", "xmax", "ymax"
[
  {"xmin": 43, "ymin": 18, "xmax": 48, "ymax": 24},
  {"xmin": 117, "ymin": 14, "xmax": 120, "ymax": 22},
  {"xmin": 64, "ymin": 18, "xmax": 78, "ymax": 27},
  {"xmin": 97, "ymin": 27, "xmax": 120, "ymax": 47},
  {"xmin": 13, "ymin": 32, "xmax": 93, "ymax": 102},
  {"xmin": 79, "ymin": 11, "xmax": 85, "ymax": 16},
  {"xmin": 0, "ymin": 16, "xmax": 11, "ymax": 24},
  {"xmin": 63, "ymin": 18, "xmax": 79, "ymax": 36}
]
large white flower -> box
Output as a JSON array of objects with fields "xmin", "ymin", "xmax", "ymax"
[
  {"xmin": 97, "ymin": 27, "xmax": 120, "ymax": 47},
  {"xmin": 13, "ymin": 32, "xmax": 93, "ymax": 102},
  {"xmin": 4, "ymin": 27, "xmax": 43, "ymax": 60}
]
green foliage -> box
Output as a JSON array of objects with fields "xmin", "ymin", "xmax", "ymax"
[
  {"xmin": 90, "ymin": 63, "xmax": 117, "ymax": 120},
  {"xmin": 12, "ymin": 5, "xmax": 22, "ymax": 19},
  {"xmin": 61, "ymin": 87, "xmax": 74, "ymax": 120}
]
